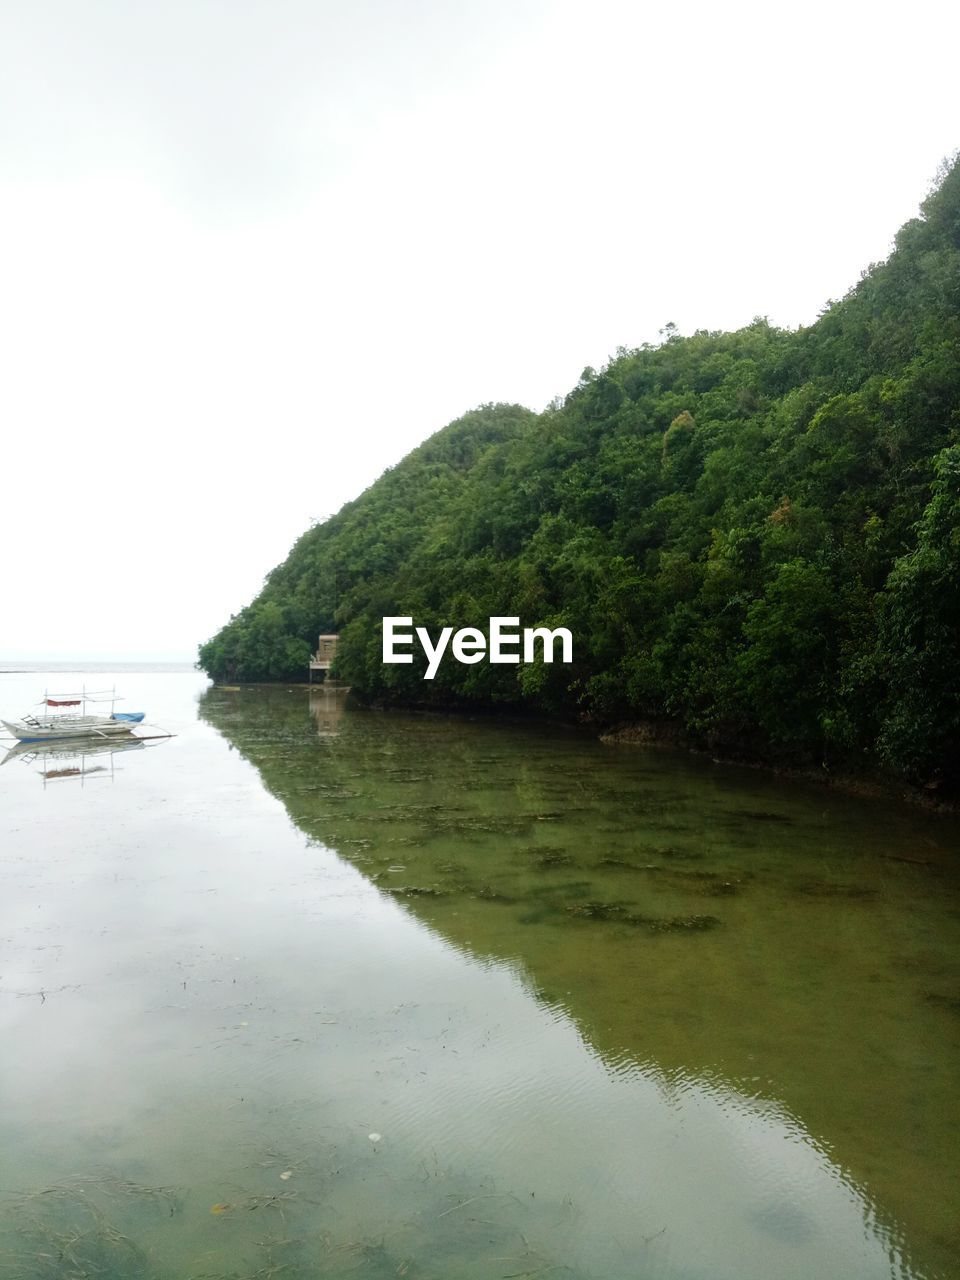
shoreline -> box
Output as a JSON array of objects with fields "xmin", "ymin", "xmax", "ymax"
[
  {"xmin": 208, "ymin": 681, "xmax": 957, "ymax": 816},
  {"xmin": 598, "ymin": 720, "xmax": 955, "ymax": 815}
]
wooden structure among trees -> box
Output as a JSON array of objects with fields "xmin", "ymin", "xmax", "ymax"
[{"xmin": 309, "ymin": 634, "xmax": 339, "ymax": 682}]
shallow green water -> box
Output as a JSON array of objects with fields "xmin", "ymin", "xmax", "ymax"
[{"xmin": 1, "ymin": 672, "xmax": 959, "ymax": 1279}]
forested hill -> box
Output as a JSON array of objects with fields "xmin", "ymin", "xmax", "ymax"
[{"xmin": 199, "ymin": 158, "xmax": 960, "ymax": 789}]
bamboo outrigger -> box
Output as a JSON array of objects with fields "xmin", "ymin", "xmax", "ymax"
[{"xmin": 1, "ymin": 686, "xmax": 146, "ymax": 743}]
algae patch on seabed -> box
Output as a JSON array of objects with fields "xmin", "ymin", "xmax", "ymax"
[
  {"xmin": 564, "ymin": 900, "xmax": 722, "ymax": 932},
  {"xmin": 727, "ymin": 809, "xmax": 795, "ymax": 824},
  {"xmin": 594, "ymin": 859, "xmax": 743, "ymax": 896},
  {"xmin": 529, "ymin": 847, "xmax": 576, "ymax": 869},
  {"xmin": 921, "ymin": 990, "xmax": 960, "ymax": 1015},
  {"xmin": 795, "ymin": 879, "xmax": 879, "ymax": 899},
  {"xmin": 1, "ymin": 1155, "xmax": 564, "ymax": 1280},
  {"xmin": 382, "ymin": 884, "xmax": 450, "ymax": 898},
  {"xmin": 2, "ymin": 1176, "xmax": 182, "ymax": 1280}
]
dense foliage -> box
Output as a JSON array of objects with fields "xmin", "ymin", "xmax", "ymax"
[{"xmin": 199, "ymin": 159, "xmax": 960, "ymax": 788}]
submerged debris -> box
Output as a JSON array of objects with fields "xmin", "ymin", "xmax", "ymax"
[
  {"xmin": 706, "ymin": 880, "xmax": 739, "ymax": 896},
  {"xmin": 3, "ymin": 1175, "xmax": 182, "ymax": 1280}
]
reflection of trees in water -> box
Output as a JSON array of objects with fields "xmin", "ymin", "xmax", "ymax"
[{"xmin": 196, "ymin": 684, "xmax": 960, "ymax": 1276}]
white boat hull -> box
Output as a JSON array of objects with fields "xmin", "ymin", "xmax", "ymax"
[{"xmin": 1, "ymin": 716, "xmax": 138, "ymax": 743}]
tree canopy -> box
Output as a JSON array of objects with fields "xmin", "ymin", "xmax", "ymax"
[{"xmin": 199, "ymin": 158, "xmax": 960, "ymax": 791}]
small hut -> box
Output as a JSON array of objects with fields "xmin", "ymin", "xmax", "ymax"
[{"xmin": 309, "ymin": 634, "xmax": 339, "ymax": 682}]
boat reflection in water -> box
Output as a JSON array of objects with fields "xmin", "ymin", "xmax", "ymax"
[{"xmin": 1, "ymin": 734, "xmax": 168, "ymax": 786}]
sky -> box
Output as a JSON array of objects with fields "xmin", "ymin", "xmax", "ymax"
[{"xmin": 0, "ymin": 0, "xmax": 957, "ymax": 661}]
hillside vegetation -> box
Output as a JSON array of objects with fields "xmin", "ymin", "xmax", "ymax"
[{"xmin": 199, "ymin": 159, "xmax": 960, "ymax": 790}]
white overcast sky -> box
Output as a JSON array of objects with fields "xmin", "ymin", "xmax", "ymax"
[{"xmin": 1, "ymin": 0, "xmax": 957, "ymax": 661}]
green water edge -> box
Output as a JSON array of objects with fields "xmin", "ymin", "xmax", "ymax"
[{"xmin": 1, "ymin": 677, "xmax": 958, "ymax": 1280}]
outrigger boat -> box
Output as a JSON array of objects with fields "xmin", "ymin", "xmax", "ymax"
[{"xmin": 1, "ymin": 687, "xmax": 146, "ymax": 743}]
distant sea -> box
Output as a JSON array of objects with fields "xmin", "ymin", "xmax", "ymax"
[{"xmin": 0, "ymin": 661, "xmax": 196, "ymax": 674}]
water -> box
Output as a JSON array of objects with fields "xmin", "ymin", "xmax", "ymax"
[{"xmin": 1, "ymin": 671, "xmax": 958, "ymax": 1279}]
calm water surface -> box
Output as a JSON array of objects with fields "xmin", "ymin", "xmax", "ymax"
[{"xmin": 1, "ymin": 670, "xmax": 958, "ymax": 1279}]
